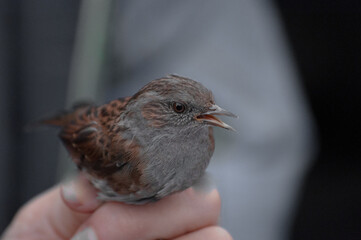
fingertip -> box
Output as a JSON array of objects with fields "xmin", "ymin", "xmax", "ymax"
[
  {"xmin": 207, "ymin": 188, "xmax": 221, "ymax": 216},
  {"xmin": 174, "ymin": 226, "xmax": 233, "ymax": 240},
  {"xmin": 186, "ymin": 187, "xmax": 221, "ymax": 224},
  {"xmin": 212, "ymin": 227, "xmax": 233, "ymax": 240},
  {"xmin": 60, "ymin": 174, "xmax": 103, "ymax": 213},
  {"xmin": 71, "ymin": 227, "xmax": 98, "ymax": 240},
  {"xmin": 189, "ymin": 173, "xmax": 221, "ymax": 222}
]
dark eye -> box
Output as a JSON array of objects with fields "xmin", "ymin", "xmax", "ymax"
[{"xmin": 172, "ymin": 102, "xmax": 186, "ymax": 113}]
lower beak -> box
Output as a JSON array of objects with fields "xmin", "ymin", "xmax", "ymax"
[{"xmin": 196, "ymin": 105, "xmax": 237, "ymax": 131}]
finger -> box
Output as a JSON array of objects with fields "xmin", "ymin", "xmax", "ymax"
[
  {"xmin": 3, "ymin": 173, "xmax": 102, "ymax": 240},
  {"xmin": 61, "ymin": 173, "xmax": 103, "ymax": 213},
  {"xmin": 3, "ymin": 186, "xmax": 89, "ymax": 240},
  {"xmin": 173, "ymin": 226, "xmax": 233, "ymax": 240},
  {"xmin": 72, "ymin": 187, "xmax": 221, "ymax": 240}
]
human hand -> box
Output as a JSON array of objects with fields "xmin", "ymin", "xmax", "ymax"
[{"xmin": 1, "ymin": 173, "xmax": 232, "ymax": 240}]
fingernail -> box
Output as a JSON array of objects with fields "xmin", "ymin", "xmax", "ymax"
[
  {"xmin": 71, "ymin": 227, "xmax": 98, "ymax": 240},
  {"xmin": 61, "ymin": 176, "xmax": 103, "ymax": 212},
  {"xmin": 62, "ymin": 181, "xmax": 78, "ymax": 203}
]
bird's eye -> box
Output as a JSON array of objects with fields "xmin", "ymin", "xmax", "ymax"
[{"xmin": 172, "ymin": 102, "xmax": 186, "ymax": 113}]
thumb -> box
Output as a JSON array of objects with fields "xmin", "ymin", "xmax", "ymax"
[
  {"xmin": 61, "ymin": 173, "xmax": 103, "ymax": 213},
  {"xmin": 2, "ymin": 173, "xmax": 102, "ymax": 240}
]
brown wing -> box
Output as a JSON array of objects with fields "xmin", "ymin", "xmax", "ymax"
[
  {"xmin": 43, "ymin": 97, "xmax": 145, "ymax": 195},
  {"xmin": 43, "ymin": 97, "xmax": 131, "ymax": 170}
]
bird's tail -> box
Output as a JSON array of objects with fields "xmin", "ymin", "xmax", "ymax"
[
  {"xmin": 26, "ymin": 101, "xmax": 93, "ymax": 131},
  {"xmin": 38, "ymin": 111, "xmax": 75, "ymax": 127}
]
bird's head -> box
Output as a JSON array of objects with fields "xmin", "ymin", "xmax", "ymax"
[{"xmin": 124, "ymin": 74, "xmax": 236, "ymax": 131}]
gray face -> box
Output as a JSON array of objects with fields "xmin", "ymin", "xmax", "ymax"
[{"xmin": 127, "ymin": 75, "xmax": 215, "ymax": 129}]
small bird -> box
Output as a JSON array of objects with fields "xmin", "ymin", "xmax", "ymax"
[{"xmin": 42, "ymin": 74, "xmax": 236, "ymax": 204}]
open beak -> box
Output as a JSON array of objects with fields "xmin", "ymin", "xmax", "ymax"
[{"xmin": 196, "ymin": 104, "xmax": 237, "ymax": 131}]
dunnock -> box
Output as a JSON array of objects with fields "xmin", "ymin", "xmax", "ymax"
[{"xmin": 43, "ymin": 74, "xmax": 236, "ymax": 204}]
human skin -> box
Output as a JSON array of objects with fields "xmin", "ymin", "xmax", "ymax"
[{"xmin": 1, "ymin": 173, "xmax": 232, "ymax": 240}]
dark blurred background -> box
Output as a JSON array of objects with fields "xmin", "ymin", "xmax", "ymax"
[
  {"xmin": 276, "ymin": 1, "xmax": 361, "ymax": 239},
  {"xmin": 0, "ymin": 1, "xmax": 360, "ymax": 239}
]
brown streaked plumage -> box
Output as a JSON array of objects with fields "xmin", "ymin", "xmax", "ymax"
[
  {"xmin": 43, "ymin": 97, "xmax": 144, "ymax": 194},
  {"xmin": 42, "ymin": 75, "xmax": 236, "ymax": 204}
]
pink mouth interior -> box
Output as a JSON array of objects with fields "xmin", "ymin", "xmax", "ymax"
[{"xmin": 196, "ymin": 114, "xmax": 222, "ymax": 124}]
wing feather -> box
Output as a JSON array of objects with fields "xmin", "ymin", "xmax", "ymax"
[{"xmin": 43, "ymin": 97, "xmax": 144, "ymax": 195}]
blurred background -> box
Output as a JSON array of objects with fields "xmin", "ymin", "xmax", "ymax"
[{"xmin": 0, "ymin": 0, "xmax": 360, "ymax": 239}]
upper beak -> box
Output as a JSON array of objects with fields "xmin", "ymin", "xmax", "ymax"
[{"xmin": 195, "ymin": 104, "xmax": 237, "ymax": 131}]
